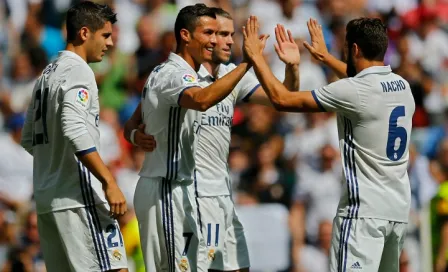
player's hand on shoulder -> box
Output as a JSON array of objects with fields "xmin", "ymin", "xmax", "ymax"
[
  {"xmin": 303, "ymin": 18, "xmax": 329, "ymax": 62},
  {"xmin": 103, "ymin": 182, "xmax": 127, "ymax": 218},
  {"xmin": 274, "ymin": 24, "xmax": 300, "ymax": 65},
  {"xmin": 242, "ymin": 15, "xmax": 269, "ymax": 62},
  {"xmin": 135, "ymin": 124, "xmax": 156, "ymax": 152}
]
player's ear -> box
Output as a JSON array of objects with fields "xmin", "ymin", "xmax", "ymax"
[
  {"xmin": 180, "ymin": 28, "xmax": 191, "ymax": 44},
  {"xmin": 79, "ymin": 26, "xmax": 90, "ymax": 42},
  {"xmin": 353, "ymin": 43, "xmax": 362, "ymax": 58}
]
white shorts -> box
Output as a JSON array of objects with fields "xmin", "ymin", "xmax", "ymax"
[
  {"xmin": 37, "ymin": 204, "xmax": 128, "ymax": 272},
  {"xmin": 330, "ymin": 216, "xmax": 407, "ymax": 272},
  {"xmin": 134, "ymin": 177, "xmax": 207, "ymax": 272},
  {"xmin": 196, "ymin": 195, "xmax": 250, "ymax": 271}
]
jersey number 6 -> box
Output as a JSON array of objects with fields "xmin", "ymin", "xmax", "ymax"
[{"xmin": 386, "ymin": 106, "xmax": 407, "ymax": 161}]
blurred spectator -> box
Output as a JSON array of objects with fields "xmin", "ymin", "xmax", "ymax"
[
  {"xmin": 90, "ymin": 24, "xmax": 137, "ymax": 111},
  {"xmin": 22, "ymin": 4, "xmax": 64, "ymax": 60},
  {"xmin": 19, "ymin": 210, "xmax": 44, "ymax": 272},
  {"xmin": 0, "ymin": 208, "xmax": 17, "ymax": 268},
  {"xmin": 430, "ymin": 139, "xmax": 448, "ymax": 272},
  {"xmin": 116, "ymin": 147, "xmax": 145, "ymax": 272},
  {"xmin": 239, "ymin": 136, "xmax": 295, "ymax": 208},
  {"xmin": 406, "ymin": 5, "xmax": 448, "ymax": 84},
  {"xmin": 289, "ymin": 144, "xmax": 341, "ymax": 253},
  {"xmin": 296, "ymin": 219, "xmax": 332, "ymax": 272},
  {"xmin": 134, "ymin": 14, "xmax": 168, "ymax": 91},
  {"xmin": 0, "ymin": 113, "xmax": 33, "ymax": 210}
]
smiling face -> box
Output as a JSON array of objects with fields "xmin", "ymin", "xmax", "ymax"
[
  {"xmin": 211, "ymin": 16, "xmax": 234, "ymax": 64},
  {"xmin": 186, "ymin": 16, "xmax": 218, "ymax": 64},
  {"xmin": 84, "ymin": 21, "xmax": 114, "ymax": 63}
]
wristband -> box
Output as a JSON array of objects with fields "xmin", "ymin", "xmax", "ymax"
[{"xmin": 130, "ymin": 129, "xmax": 138, "ymax": 146}]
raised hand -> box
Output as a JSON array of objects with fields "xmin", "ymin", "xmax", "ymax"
[
  {"xmin": 274, "ymin": 24, "xmax": 300, "ymax": 65},
  {"xmin": 242, "ymin": 16, "xmax": 269, "ymax": 62},
  {"xmin": 303, "ymin": 18, "xmax": 329, "ymax": 62}
]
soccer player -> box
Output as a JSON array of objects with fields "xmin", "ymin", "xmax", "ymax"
[
  {"xmin": 243, "ymin": 16, "xmax": 415, "ymax": 272},
  {"xmin": 125, "ymin": 7, "xmax": 299, "ymax": 271},
  {"xmin": 192, "ymin": 8, "xmax": 299, "ymax": 272},
  {"xmin": 20, "ymin": 2, "xmax": 130, "ymax": 271},
  {"xmin": 126, "ymin": 4, "xmax": 267, "ymax": 272}
]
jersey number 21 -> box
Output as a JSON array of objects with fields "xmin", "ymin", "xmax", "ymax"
[{"xmin": 33, "ymin": 87, "xmax": 49, "ymax": 146}]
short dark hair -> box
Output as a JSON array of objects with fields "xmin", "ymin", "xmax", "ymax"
[
  {"xmin": 346, "ymin": 18, "xmax": 388, "ymax": 61},
  {"xmin": 174, "ymin": 4, "xmax": 216, "ymax": 46},
  {"xmin": 66, "ymin": 1, "xmax": 117, "ymax": 42},
  {"xmin": 210, "ymin": 7, "xmax": 233, "ymax": 20}
]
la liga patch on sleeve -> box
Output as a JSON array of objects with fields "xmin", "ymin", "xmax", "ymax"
[
  {"xmin": 76, "ymin": 89, "xmax": 89, "ymax": 107},
  {"xmin": 182, "ymin": 73, "xmax": 197, "ymax": 84}
]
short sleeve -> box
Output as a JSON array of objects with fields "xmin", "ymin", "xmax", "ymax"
[
  {"xmin": 160, "ymin": 69, "xmax": 201, "ymax": 106},
  {"xmin": 236, "ymin": 70, "xmax": 261, "ymax": 103},
  {"xmin": 311, "ymin": 79, "xmax": 359, "ymax": 114}
]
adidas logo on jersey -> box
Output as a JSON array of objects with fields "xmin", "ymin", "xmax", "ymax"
[{"xmin": 351, "ymin": 261, "xmax": 362, "ymax": 269}]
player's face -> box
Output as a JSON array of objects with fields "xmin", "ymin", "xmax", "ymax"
[
  {"xmin": 211, "ymin": 16, "xmax": 234, "ymax": 64},
  {"xmin": 189, "ymin": 16, "xmax": 217, "ymax": 64},
  {"xmin": 86, "ymin": 21, "xmax": 113, "ymax": 63}
]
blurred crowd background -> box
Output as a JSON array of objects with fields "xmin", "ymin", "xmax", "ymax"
[{"xmin": 0, "ymin": 0, "xmax": 448, "ymax": 271}]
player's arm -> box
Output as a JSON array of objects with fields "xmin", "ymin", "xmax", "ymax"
[
  {"xmin": 123, "ymin": 103, "xmax": 156, "ymax": 152},
  {"xmin": 179, "ymin": 31, "xmax": 270, "ymax": 111},
  {"xmin": 244, "ymin": 16, "xmax": 358, "ymax": 113},
  {"xmin": 61, "ymin": 69, "xmax": 126, "ymax": 217},
  {"xmin": 247, "ymin": 25, "xmax": 300, "ymax": 107},
  {"xmin": 246, "ymin": 64, "xmax": 299, "ymax": 107},
  {"xmin": 242, "ymin": 18, "xmax": 320, "ymax": 112},
  {"xmin": 303, "ymin": 18, "xmax": 347, "ymax": 79},
  {"xmin": 179, "ymin": 61, "xmax": 252, "ymax": 111},
  {"xmin": 20, "ymin": 95, "xmax": 35, "ymax": 155}
]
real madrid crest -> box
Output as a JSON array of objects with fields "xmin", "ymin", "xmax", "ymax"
[
  {"xmin": 112, "ymin": 249, "xmax": 122, "ymax": 261},
  {"xmin": 208, "ymin": 248, "xmax": 215, "ymax": 261},
  {"xmin": 179, "ymin": 257, "xmax": 189, "ymax": 272}
]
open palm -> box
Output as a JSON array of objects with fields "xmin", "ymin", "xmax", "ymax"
[
  {"xmin": 303, "ymin": 18, "xmax": 329, "ymax": 62},
  {"xmin": 274, "ymin": 24, "xmax": 300, "ymax": 65}
]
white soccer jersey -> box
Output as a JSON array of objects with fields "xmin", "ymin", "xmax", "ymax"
[
  {"xmin": 312, "ymin": 66, "xmax": 415, "ymax": 222},
  {"xmin": 21, "ymin": 50, "xmax": 106, "ymax": 214},
  {"xmin": 195, "ymin": 64, "xmax": 260, "ymax": 196},
  {"xmin": 139, "ymin": 53, "xmax": 202, "ymax": 182}
]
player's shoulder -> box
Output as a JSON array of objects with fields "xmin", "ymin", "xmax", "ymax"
[
  {"xmin": 219, "ymin": 62, "xmax": 237, "ymax": 73},
  {"xmin": 324, "ymin": 77, "xmax": 357, "ymax": 91},
  {"xmin": 55, "ymin": 53, "xmax": 95, "ymax": 83},
  {"xmin": 57, "ymin": 51, "xmax": 93, "ymax": 73},
  {"xmin": 147, "ymin": 60, "xmax": 198, "ymax": 90},
  {"xmin": 390, "ymin": 72, "xmax": 411, "ymax": 88}
]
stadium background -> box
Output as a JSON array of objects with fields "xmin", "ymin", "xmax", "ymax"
[{"xmin": 0, "ymin": 0, "xmax": 447, "ymax": 271}]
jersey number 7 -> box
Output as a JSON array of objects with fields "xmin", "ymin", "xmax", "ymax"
[
  {"xmin": 33, "ymin": 87, "xmax": 50, "ymax": 146},
  {"xmin": 386, "ymin": 106, "xmax": 407, "ymax": 161}
]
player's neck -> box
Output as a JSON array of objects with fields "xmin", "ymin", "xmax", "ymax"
[
  {"xmin": 176, "ymin": 50, "xmax": 201, "ymax": 71},
  {"xmin": 202, "ymin": 62, "xmax": 220, "ymax": 78},
  {"xmin": 65, "ymin": 43, "xmax": 88, "ymax": 63},
  {"xmin": 356, "ymin": 59, "xmax": 385, "ymax": 74}
]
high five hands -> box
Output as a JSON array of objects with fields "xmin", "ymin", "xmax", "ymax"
[
  {"xmin": 242, "ymin": 15, "xmax": 269, "ymax": 63},
  {"xmin": 242, "ymin": 16, "xmax": 300, "ymax": 66},
  {"xmin": 274, "ymin": 24, "xmax": 300, "ymax": 66}
]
